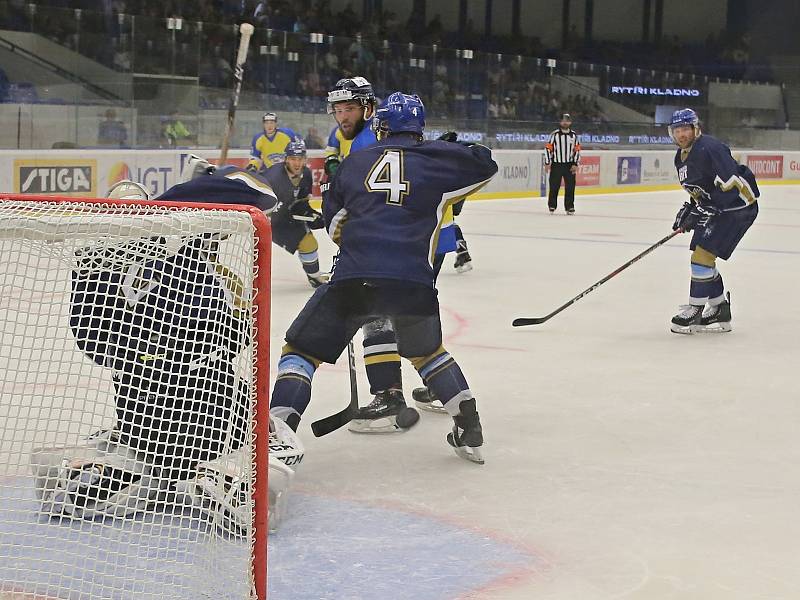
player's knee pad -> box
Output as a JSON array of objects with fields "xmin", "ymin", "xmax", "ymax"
[
  {"xmin": 191, "ymin": 416, "xmax": 304, "ymax": 534},
  {"xmin": 30, "ymin": 431, "xmax": 164, "ymax": 519}
]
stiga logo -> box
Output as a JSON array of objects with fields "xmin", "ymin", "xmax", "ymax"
[{"xmin": 15, "ymin": 159, "xmax": 97, "ymax": 196}]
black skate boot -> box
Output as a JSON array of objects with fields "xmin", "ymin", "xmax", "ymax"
[
  {"xmin": 670, "ymin": 304, "xmax": 704, "ymax": 334},
  {"xmin": 447, "ymin": 398, "xmax": 484, "ymax": 464},
  {"xmin": 348, "ymin": 389, "xmax": 420, "ymax": 434},
  {"xmin": 699, "ymin": 292, "xmax": 732, "ymax": 333},
  {"xmin": 453, "ymin": 240, "xmax": 473, "ymax": 273},
  {"xmin": 412, "ymin": 386, "xmax": 447, "ymax": 414},
  {"xmin": 306, "ymin": 272, "xmax": 329, "ymax": 288}
]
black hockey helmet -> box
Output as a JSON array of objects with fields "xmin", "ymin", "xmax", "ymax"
[
  {"xmin": 262, "ymin": 112, "xmax": 278, "ymax": 122},
  {"xmin": 327, "ymin": 76, "xmax": 376, "ymax": 114}
]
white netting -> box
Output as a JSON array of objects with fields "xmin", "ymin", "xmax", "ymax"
[{"xmin": 0, "ymin": 200, "xmax": 266, "ymax": 600}]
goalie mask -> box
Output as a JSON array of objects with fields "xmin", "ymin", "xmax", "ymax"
[{"xmin": 106, "ymin": 180, "xmax": 151, "ymax": 201}]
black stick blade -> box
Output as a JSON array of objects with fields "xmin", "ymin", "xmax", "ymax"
[
  {"xmin": 512, "ymin": 317, "xmax": 548, "ymax": 326},
  {"xmin": 311, "ymin": 408, "xmax": 355, "ymax": 437}
]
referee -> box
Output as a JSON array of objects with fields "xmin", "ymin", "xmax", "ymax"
[{"xmin": 544, "ymin": 113, "xmax": 581, "ymax": 214}]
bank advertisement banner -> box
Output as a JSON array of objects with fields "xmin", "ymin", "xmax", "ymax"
[
  {"xmin": 640, "ymin": 154, "xmax": 675, "ymax": 184},
  {"xmin": 616, "ymin": 157, "xmax": 642, "ymax": 185}
]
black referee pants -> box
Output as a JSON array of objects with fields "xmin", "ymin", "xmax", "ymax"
[{"xmin": 548, "ymin": 163, "xmax": 576, "ymax": 212}]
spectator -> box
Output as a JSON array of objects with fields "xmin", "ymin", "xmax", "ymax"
[
  {"xmin": 162, "ymin": 111, "xmax": 193, "ymax": 147},
  {"xmin": 97, "ymin": 109, "xmax": 128, "ymax": 147},
  {"xmin": 304, "ymin": 127, "xmax": 325, "ymax": 149}
]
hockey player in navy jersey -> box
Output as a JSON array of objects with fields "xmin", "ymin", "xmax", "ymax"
[
  {"xmin": 32, "ymin": 165, "xmax": 303, "ymax": 531},
  {"xmin": 261, "ymin": 140, "xmax": 329, "ymax": 288},
  {"xmin": 270, "ymin": 91, "xmax": 498, "ymax": 463},
  {"xmin": 668, "ymin": 108, "xmax": 759, "ymax": 334}
]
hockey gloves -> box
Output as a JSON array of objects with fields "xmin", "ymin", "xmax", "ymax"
[
  {"xmin": 291, "ymin": 201, "xmax": 325, "ymax": 230},
  {"xmin": 673, "ymin": 201, "xmax": 721, "ymax": 232},
  {"xmin": 324, "ymin": 155, "xmax": 340, "ymax": 177}
]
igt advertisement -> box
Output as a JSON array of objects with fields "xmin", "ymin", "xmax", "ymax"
[
  {"xmin": 616, "ymin": 157, "xmax": 642, "ymax": 185},
  {"xmin": 746, "ymin": 155, "xmax": 783, "ymax": 179},
  {"xmin": 576, "ymin": 156, "xmax": 600, "ymax": 186}
]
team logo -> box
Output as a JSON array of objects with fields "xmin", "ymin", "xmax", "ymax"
[{"xmin": 14, "ymin": 159, "xmax": 97, "ymax": 196}]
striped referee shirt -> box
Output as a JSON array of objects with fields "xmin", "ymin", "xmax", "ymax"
[{"xmin": 544, "ymin": 129, "xmax": 581, "ymax": 165}]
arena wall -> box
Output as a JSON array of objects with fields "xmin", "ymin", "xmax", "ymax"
[{"xmin": 0, "ymin": 148, "xmax": 797, "ymax": 201}]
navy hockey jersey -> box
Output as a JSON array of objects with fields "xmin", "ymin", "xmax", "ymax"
[
  {"xmin": 158, "ymin": 166, "xmax": 278, "ymax": 213},
  {"xmin": 323, "ymin": 137, "xmax": 498, "ymax": 287},
  {"xmin": 675, "ymin": 134, "xmax": 759, "ymax": 211},
  {"xmin": 262, "ymin": 162, "xmax": 313, "ymax": 220}
]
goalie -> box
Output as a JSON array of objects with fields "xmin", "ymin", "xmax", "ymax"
[{"xmin": 31, "ymin": 167, "xmax": 303, "ymax": 532}]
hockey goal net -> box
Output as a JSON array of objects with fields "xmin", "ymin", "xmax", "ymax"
[{"xmin": 0, "ymin": 195, "xmax": 271, "ymax": 600}]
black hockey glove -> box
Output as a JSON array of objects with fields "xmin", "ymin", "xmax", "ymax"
[
  {"xmin": 245, "ymin": 163, "xmax": 259, "ymax": 173},
  {"xmin": 673, "ymin": 201, "xmax": 698, "ymax": 232},
  {"xmin": 291, "ymin": 201, "xmax": 325, "ymax": 230},
  {"xmin": 437, "ymin": 131, "xmax": 458, "ymax": 143},
  {"xmin": 324, "ymin": 155, "xmax": 341, "ymax": 177},
  {"xmin": 694, "ymin": 203, "xmax": 721, "ymax": 228}
]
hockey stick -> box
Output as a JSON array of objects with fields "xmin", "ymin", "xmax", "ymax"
[
  {"xmin": 311, "ymin": 340, "xmax": 359, "ymax": 437},
  {"xmin": 219, "ymin": 23, "xmax": 255, "ymax": 165},
  {"xmin": 512, "ymin": 230, "xmax": 681, "ymax": 326}
]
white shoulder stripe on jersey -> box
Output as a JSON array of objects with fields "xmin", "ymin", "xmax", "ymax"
[
  {"xmin": 714, "ymin": 174, "xmax": 757, "ymax": 206},
  {"xmin": 327, "ymin": 207, "xmax": 348, "ymax": 244},
  {"xmin": 224, "ymin": 172, "xmax": 278, "ymax": 200},
  {"xmin": 428, "ymin": 175, "xmax": 495, "ymax": 265}
]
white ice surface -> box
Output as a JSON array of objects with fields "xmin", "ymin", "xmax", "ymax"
[{"xmin": 270, "ymin": 187, "xmax": 800, "ymax": 600}]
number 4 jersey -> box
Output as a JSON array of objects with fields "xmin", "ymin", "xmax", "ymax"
[{"xmin": 322, "ymin": 137, "xmax": 497, "ymax": 287}]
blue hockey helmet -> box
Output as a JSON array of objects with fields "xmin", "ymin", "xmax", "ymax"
[
  {"xmin": 374, "ymin": 92, "xmax": 426, "ymax": 138},
  {"xmin": 284, "ymin": 139, "xmax": 307, "ymax": 157},
  {"xmin": 668, "ymin": 108, "xmax": 700, "ymax": 142}
]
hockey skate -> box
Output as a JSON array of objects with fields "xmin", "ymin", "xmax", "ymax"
[
  {"xmin": 670, "ymin": 303, "xmax": 704, "ymax": 334},
  {"xmin": 447, "ymin": 398, "xmax": 484, "ymax": 464},
  {"xmin": 699, "ymin": 292, "xmax": 732, "ymax": 333},
  {"xmin": 566, "ymin": 208, "xmax": 575, "ymax": 215},
  {"xmin": 307, "ymin": 272, "xmax": 330, "ymax": 288},
  {"xmin": 348, "ymin": 389, "xmax": 420, "ymax": 434},
  {"xmin": 412, "ymin": 386, "xmax": 447, "ymax": 414},
  {"xmin": 453, "ymin": 240, "xmax": 473, "ymax": 273}
]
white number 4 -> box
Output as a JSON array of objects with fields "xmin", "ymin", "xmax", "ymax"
[{"xmin": 365, "ymin": 150, "xmax": 409, "ymax": 206}]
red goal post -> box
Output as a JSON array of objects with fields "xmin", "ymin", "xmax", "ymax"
[{"xmin": 0, "ymin": 194, "xmax": 271, "ymax": 600}]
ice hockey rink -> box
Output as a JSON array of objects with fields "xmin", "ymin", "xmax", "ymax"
[
  {"xmin": 1, "ymin": 185, "xmax": 798, "ymax": 600},
  {"xmin": 266, "ymin": 185, "xmax": 800, "ymax": 600}
]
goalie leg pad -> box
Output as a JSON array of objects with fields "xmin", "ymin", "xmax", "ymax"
[
  {"xmin": 30, "ymin": 434, "xmax": 164, "ymax": 519},
  {"xmin": 192, "ymin": 416, "xmax": 304, "ymax": 534}
]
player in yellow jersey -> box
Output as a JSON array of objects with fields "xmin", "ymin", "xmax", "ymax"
[{"xmin": 247, "ymin": 113, "xmax": 298, "ymax": 172}]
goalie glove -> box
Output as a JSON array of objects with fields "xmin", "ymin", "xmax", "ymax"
[{"xmin": 291, "ymin": 200, "xmax": 325, "ymax": 230}]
